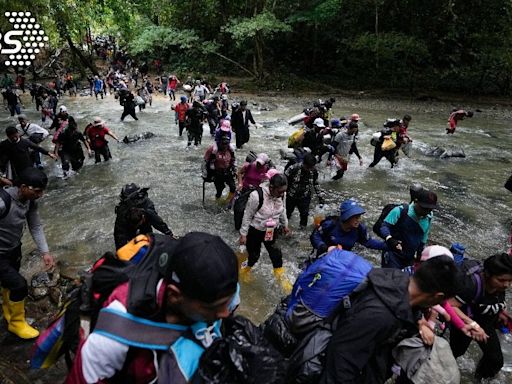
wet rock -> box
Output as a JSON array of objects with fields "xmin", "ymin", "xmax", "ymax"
[
  {"xmin": 31, "ymin": 270, "xmax": 60, "ymax": 288},
  {"xmin": 49, "ymin": 287, "xmax": 63, "ymax": 307},
  {"xmin": 423, "ymin": 146, "xmax": 466, "ymax": 159},
  {"xmin": 30, "ymin": 287, "xmax": 49, "ymax": 300}
]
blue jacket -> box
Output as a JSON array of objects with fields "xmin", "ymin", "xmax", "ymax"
[
  {"xmin": 310, "ymin": 217, "xmax": 386, "ymax": 252},
  {"xmin": 380, "ymin": 203, "xmax": 432, "ymax": 265}
]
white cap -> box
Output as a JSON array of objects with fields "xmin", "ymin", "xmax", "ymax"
[
  {"xmin": 313, "ymin": 118, "xmax": 325, "ymax": 128},
  {"xmin": 256, "ymin": 153, "xmax": 269, "ymax": 165},
  {"xmin": 59, "ymin": 105, "xmax": 67, "ymax": 113},
  {"xmin": 420, "ymin": 245, "xmax": 453, "ymax": 262}
]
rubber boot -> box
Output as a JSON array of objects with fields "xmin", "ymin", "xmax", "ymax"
[
  {"xmin": 273, "ymin": 267, "xmax": 293, "ymax": 294},
  {"xmin": 239, "ymin": 265, "xmax": 253, "ymax": 283},
  {"xmin": 224, "ymin": 192, "xmax": 235, "ymax": 205},
  {"xmin": 1, "ymin": 289, "xmax": 10, "ymax": 323},
  {"xmin": 7, "ymin": 299, "xmax": 39, "ymax": 339}
]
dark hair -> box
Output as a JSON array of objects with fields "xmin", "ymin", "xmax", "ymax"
[
  {"xmin": 348, "ymin": 121, "xmax": 358, "ymax": 129},
  {"xmin": 15, "ymin": 167, "xmax": 48, "ymax": 189},
  {"xmin": 466, "ymin": 111, "xmax": 474, "ymax": 118},
  {"xmin": 303, "ymin": 153, "xmax": 317, "ymax": 167},
  {"xmin": 5, "ymin": 126, "xmax": 17, "ymax": 136},
  {"xmin": 269, "ymin": 173, "xmax": 287, "ymax": 188},
  {"xmin": 403, "ymin": 114, "xmax": 412, "ymax": 121},
  {"xmin": 484, "ymin": 253, "xmax": 512, "ymax": 276},
  {"xmin": 67, "ymin": 116, "xmax": 78, "ymax": 131},
  {"xmin": 413, "ymin": 255, "xmax": 459, "ymax": 298}
]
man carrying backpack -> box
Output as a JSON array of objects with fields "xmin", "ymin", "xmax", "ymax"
[
  {"xmin": 65, "ymin": 232, "xmax": 239, "ymax": 384},
  {"xmin": 379, "ymin": 188, "xmax": 438, "ymax": 269},
  {"xmin": 320, "ymin": 256, "xmax": 459, "ymax": 384},
  {"xmin": 203, "ymin": 135, "xmax": 236, "ymax": 204},
  {"xmin": 0, "ymin": 168, "xmax": 55, "ymax": 339},
  {"xmin": 448, "ymin": 253, "xmax": 512, "ymax": 380},
  {"xmin": 114, "ymin": 183, "xmax": 174, "ymax": 249},
  {"xmin": 284, "ymin": 153, "xmax": 324, "ymax": 229}
]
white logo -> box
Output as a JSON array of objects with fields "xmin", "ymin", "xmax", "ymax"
[{"xmin": 1, "ymin": 11, "xmax": 48, "ymax": 67}]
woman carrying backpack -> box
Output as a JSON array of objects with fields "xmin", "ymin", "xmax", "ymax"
[
  {"xmin": 311, "ymin": 199, "xmax": 386, "ymax": 257},
  {"xmin": 239, "ymin": 172, "xmax": 291, "ymax": 291}
]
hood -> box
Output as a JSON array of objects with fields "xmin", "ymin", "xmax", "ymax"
[{"xmin": 368, "ymin": 269, "xmax": 416, "ymax": 324}]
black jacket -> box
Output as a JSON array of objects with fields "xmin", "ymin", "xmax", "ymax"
[
  {"xmin": 320, "ymin": 269, "xmax": 419, "ymax": 384},
  {"xmin": 114, "ymin": 196, "xmax": 173, "ymax": 249},
  {"xmin": 0, "ymin": 138, "xmax": 50, "ymax": 177}
]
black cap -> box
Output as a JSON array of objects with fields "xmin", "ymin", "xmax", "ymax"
[
  {"xmin": 415, "ymin": 189, "xmax": 439, "ymax": 209},
  {"xmin": 165, "ymin": 232, "xmax": 238, "ymax": 303},
  {"xmin": 17, "ymin": 167, "xmax": 48, "ymax": 189}
]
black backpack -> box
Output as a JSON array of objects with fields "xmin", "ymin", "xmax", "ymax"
[
  {"xmin": 372, "ymin": 203, "xmax": 409, "ymax": 239},
  {"xmin": 31, "ymin": 234, "xmax": 178, "ymax": 369},
  {"xmin": 233, "ymin": 187, "xmax": 264, "ymax": 230},
  {"xmin": 0, "ymin": 188, "xmax": 35, "ymax": 220}
]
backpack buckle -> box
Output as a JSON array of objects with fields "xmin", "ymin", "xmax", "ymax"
[{"xmin": 342, "ymin": 296, "xmax": 351, "ymax": 309}]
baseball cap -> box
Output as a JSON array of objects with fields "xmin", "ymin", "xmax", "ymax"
[
  {"xmin": 17, "ymin": 167, "xmax": 48, "ymax": 189},
  {"xmin": 255, "ymin": 153, "xmax": 269, "ymax": 165},
  {"xmin": 350, "ymin": 113, "xmax": 360, "ymax": 121},
  {"xmin": 93, "ymin": 117, "xmax": 104, "ymax": 126},
  {"xmin": 330, "ymin": 119, "xmax": 341, "ymax": 128},
  {"xmin": 59, "ymin": 105, "xmax": 67, "ymax": 113},
  {"xmin": 165, "ymin": 232, "xmax": 238, "ymax": 303},
  {"xmin": 415, "ymin": 189, "xmax": 439, "ymax": 209},
  {"xmin": 339, "ymin": 199, "xmax": 366, "ymax": 222},
  {"xmin": 420, "ymin": 245, "xmax": 453, "ymax": 262},
  {"xmin": 313, "ymin": 118, "xmax": 325, "ymax": 128},
  {"xmin": 180, "ymin": 96, "xmax": 187, "ymax": 102}
]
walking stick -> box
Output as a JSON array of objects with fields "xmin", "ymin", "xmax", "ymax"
[{"xmin": 202, "ymin": 179, "xmax": 206, "ymax": 207}]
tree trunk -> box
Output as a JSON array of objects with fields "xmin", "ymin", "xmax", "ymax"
[
  {"xmin": 58, "ymin": 22, "xmax": 99, "ymax": 75},
  {"xmin": 253, "ymin": 32, "xmax": 265, "ymax": 79}
]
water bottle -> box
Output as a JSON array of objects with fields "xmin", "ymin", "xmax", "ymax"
[{"xmin": 499, "ymin": 325, "xmax": 512, "ymax": 372}]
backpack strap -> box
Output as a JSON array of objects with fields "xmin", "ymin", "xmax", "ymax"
[
  {"xmin": 0, "ymin": 188, "xmax": 12, "ymax": 220},
  {"xmin": 466, "ymin": 264, "xmax": 484, "ymax": 302},
  {"xmin": 94, "ymin": 307, "xmax": 187, "ymax": 350},
  {"xmin": 256, "ymin": 187, "xmax": 264, "ymax": 212}
]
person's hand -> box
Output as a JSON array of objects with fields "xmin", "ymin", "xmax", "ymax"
[
  {"xmin": 239, "ymin": 235, "xmax": 247, "ymax": 245},
  {"xmin": 0, "ymin": 177, "xmax": 12, "ymax": 186},
  {"xmin": 49, "ymin": 153, "xmax": 57, "ymax": 160},
  {"xmin": 467, "ymin": 321, "xmax": 489, "ymax": 342},
  {"xmin": 419, "ymin": 323, "xmax": 435, "ymax": 346},
  {"xmin": 236, "ymin": 183, "xmax": 243, "ymax": 192},
  {"xmin": 42, "ymin": 252, "xmax": 55, "ymax": 270},
  {"xmin": 359, "ymin": 158, "xmax": 363, "ymax": 166},
  {"xmin": 386, "ymin": 237, "xmax": 402, "ymax": 252}
]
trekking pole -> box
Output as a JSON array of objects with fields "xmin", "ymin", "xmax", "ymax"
[{"xmin": 202, "ymin": 179, "xmax": 206, "ymax": 207}]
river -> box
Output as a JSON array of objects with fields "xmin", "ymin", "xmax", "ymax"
[{"xmin": 2, "ymin": 88, "xmax": 511, "ymax": 383}]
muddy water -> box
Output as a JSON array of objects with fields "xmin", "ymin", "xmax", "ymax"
[{"xmin": 1, "ymin": 89, "xmax": 511, "ymax": 383}]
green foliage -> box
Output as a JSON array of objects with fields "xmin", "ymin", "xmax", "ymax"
[
  {"xmin": 222, "ymin": 11, "xmax": 292, "ymax": 45},
  {"xmin": 129, "ymin": 26, "xmax": 200, "ymax": 55}
]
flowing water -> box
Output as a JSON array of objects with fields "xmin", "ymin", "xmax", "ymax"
[{"xmin": 2, "ymin": 89, "xmax": 511, "ymax": 382}]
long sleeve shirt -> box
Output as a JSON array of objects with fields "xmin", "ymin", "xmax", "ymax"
[
  {"xmin": 240, "ymin": 183, "xmax": 288, "ymax": 236},
  {"xmin": 0, "ymin": 187, "xmax": 49, "ymax": 254}
]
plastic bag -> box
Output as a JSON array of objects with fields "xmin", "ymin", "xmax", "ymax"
[
  {"xmin": 381, "ymin": 136, "xmax": 396, "ymax": 151},
  {"xmin": 196, "ymin": 315, "xmax": 287, "ymax": 384},
  {"xmin": 286, "ymin": 326, "xmax": 332, "ymax": 384},
  {"xmin": 262, "ymin": 298, "xmax": 298, "ymax": 357}
]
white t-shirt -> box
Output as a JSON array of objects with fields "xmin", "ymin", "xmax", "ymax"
[{"xmin": 16, "ymin": 122, "xmax": 49, "ymax": 139}]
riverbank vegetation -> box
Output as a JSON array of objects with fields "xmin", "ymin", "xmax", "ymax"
[{"xmin": 3, "ymin": 0, "xmax": 512, "ymax": 95}]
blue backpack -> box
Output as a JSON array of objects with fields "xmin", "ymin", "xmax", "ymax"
[{"xmin": 287, "ymin": 248, "xmax": 373, "ymax": 321}]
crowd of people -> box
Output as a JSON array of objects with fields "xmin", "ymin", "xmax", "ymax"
[{"xmin": 0, "ymin": 67, "xmax": 511, "ymax": 384}]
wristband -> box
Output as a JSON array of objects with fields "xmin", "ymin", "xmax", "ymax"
[{"xmin": 385, "ymin": 235, "xmax": 392, "ymax": 241}]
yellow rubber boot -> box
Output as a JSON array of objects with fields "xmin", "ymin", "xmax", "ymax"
[
  {"xmin": 7, "ymin": 299, "xmax": 39, "ymax": 339},
  {"xmin": 239, "ymin": 265, "xmax": 253, "ymax": 283},
  {"xmin": 273, "ymin": 267, "xmax": 293, "ymax": 294},
  {"xmin": 1, "ymin": 289, "xmax": 10, "ymax": 323},
  {"xmin": 224, "ymin": 192, "xmax": 235, "ymax": 205}
]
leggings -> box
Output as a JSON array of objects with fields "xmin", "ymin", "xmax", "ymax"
[{"xmin": 246, "ymin": 226, "xmax": 283, "ymax": 268}]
